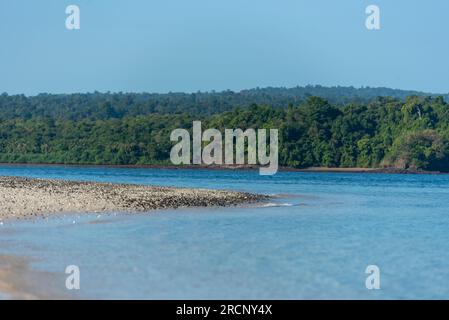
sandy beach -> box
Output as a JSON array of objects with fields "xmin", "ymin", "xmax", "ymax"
[
  {"xmin": 0, "ymin": 254, "xmax": 72, "ymax": 300},
  {"xmin": 0, "ymin": 176, "xmax": 267, "ymax": 220},
  {"xmin": 0, "ymin": 255, "xmax": 41, "ymax": 299},
  {"xmin": 0, "ymin": 175, "xmax": 268, "ymax": 299}
]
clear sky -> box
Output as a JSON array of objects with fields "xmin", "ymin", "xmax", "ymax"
[{"xmin": 1, "ymin": 0, "xmax": 449, "ymax": 95}]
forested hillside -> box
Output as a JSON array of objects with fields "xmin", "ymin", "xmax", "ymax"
[
  {"xmin": 0, "ymin": 90, "xmax": 448, "ymax": 172},
  {"xmin": 0, "ymin": 86, "xmax": 445, "ymax": 120}
]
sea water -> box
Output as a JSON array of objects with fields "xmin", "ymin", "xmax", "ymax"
[{"xmin": 1, "ymin": 165, "xmax": 449, "ymax": 299}]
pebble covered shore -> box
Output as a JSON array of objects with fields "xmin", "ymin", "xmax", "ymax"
[{"xmin": 0, "ymin": 176, "xmax": 267, "ymax": 220}]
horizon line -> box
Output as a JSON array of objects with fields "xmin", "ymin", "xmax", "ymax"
[{"xmin": 1, "ymin": 84, "xmax": 448, "ymax": 98}]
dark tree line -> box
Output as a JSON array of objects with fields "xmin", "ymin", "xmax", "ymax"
[{"xmin": 1, "ymin": 85, "xmax": 445, "ymax": 120}]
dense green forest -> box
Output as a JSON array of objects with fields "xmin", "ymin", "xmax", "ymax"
[
  {"xmin": 0, "ymin": 85, "xmax": 445, "ymax": 120},
  {"xmin": 1, "ymin": 87, "xmax": 449, "ymax": 171}
]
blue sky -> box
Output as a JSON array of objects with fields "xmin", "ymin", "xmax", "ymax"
[{"xmin": 1, "ymin": 0, "xmax": 449, "ymax": 95}]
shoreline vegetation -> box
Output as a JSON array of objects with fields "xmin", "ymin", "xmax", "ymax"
[
  {"xmin": 0, "ymin": 162, "xmax": 446, "ymax": 174},
  {"xmin": 0, "ymin": 176, "xmax": 267, "ymax": 221},
  {"xmin": 1, "ymin": 88, "xmax": 449, "ymax": 173}
]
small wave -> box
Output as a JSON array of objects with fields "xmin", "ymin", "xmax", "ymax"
[
  {"xmin": 268, "ymin": 193, "xmax": 294, "ymax": 198},
  {"xmin": 259, "ymin": 202, "xmax": 295, "ymax": 208},
  {"xmin": 269, "ymin": 193, "xmax": 321, "ymax": 200}
]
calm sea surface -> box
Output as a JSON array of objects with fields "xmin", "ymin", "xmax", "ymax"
[{"xmin": 1, "ymin": 165, "xmax": 449, "ymax": 299}]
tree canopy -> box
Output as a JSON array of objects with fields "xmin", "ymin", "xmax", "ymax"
[{"xmin": 1, "ymin": 91, "xmax": 449, "ymax": 172}]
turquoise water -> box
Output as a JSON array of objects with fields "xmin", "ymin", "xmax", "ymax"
[{"xmin": 1, "ymin": 165, "xmax": 449, "ymax": 299}]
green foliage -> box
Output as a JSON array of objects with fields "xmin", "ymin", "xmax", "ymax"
[
  {"xmin": 0, "ymin": 86, "xmax": 445, "ymax": 120},
  {"xmin": 384, "ymin": 130, "xmax": 449, "ymax": 171},
  {"xmin": 1, "ymin": 93, "xmax": 449, "ymax": 171}
]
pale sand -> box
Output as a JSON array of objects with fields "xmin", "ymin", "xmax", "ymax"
[
  {"xmin": 0, "ymin": 254, "xmax": 71, "ymax": 300},
  {"xmin": 0, "ymin": 176, "xmax": 267, "ymax": 220},
  {"xmin": 0, "ymin": 255, "xmax": 38, "ymax": 299}
]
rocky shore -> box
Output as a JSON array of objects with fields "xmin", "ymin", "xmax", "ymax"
[{"xmin": 0, "ymin": 176, "xmax": 267, "ymax": 220}]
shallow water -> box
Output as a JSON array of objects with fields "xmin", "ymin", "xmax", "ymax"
[{"xmin": 1, "ymin": 165, "xmax": 449, "ymax": 299}]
